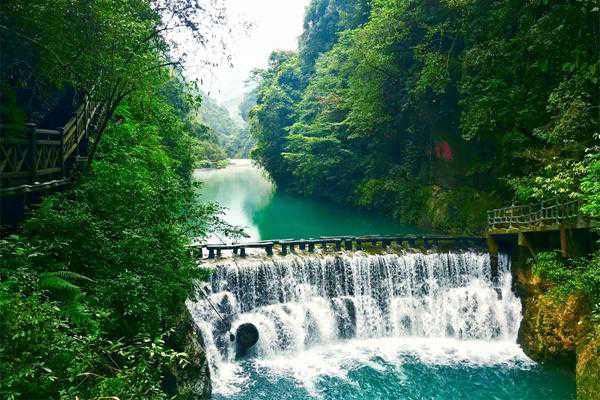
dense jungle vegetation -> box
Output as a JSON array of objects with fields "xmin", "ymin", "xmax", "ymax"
[
  {"xmin": 0, "ymin": 0, "xmax": 230, "ymax": 398},
  {"xmin": 250, "ymin": 0, "xmax": 599, "ymax": 233}
]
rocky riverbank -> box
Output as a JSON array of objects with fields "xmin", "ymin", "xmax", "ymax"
[
  {"xmin": 163, "ymin": 310, "xmax": 212, "ymax": 399},
  {"xmin": 513, "ymin": 255, "xmax": 599, "ymax": 399}
]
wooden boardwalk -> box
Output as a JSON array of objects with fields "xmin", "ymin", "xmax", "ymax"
[
  {"xmin": 191, "ymin": 234, "xmax": 486, "ymax": 259},
  {"xmin": 1, "ymin": 97, "xmax": 98, "ymax": 196},
  {"xmin": 487, "ymin": 198, "xmax": 591, "ymax": 235},
  {"xmin": 1, "ymin": 97, "xmax": 99, "ymax": 230}
]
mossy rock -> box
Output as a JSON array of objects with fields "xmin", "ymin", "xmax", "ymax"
[
  {"xmin": 577, "ymin": 325, "xmax": 600, "ymax": 400},
  {"xmin": 518, "ymin": 292, "xmax": 588, "ymax": 366},
  {"xmin": 162, "ymin": 310, "xmax": 212, "ymax": 399}
]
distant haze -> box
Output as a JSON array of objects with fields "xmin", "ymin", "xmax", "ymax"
[{"xmin": 182, "ymin": 0, "xmax": 310, "ymax": 106}]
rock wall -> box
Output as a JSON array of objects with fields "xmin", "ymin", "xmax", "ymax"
[
  {"xmin": 512, "ymin": 250, "xmax": 599, "ymax": 399},
  {"xmin": 163, "ymin": 309, "xmax": 212, "ymax": 400}
]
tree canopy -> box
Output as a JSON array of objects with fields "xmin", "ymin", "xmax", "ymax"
[{"xmin": 250, "ymin": 0, "xmax": 600, "ymax": 233}]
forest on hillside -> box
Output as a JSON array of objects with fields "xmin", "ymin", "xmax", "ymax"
[
  {"xmin": 194, "ymin": 91, "xmax": 256, "ymax": 167},
  {"xmin": 249, "ymin": 0, "xmax": 599, "ymax": 233}
]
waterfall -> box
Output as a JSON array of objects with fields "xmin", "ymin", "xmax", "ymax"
[{"xmin": 187, "ymin": 251, "xmax": 522, "ymax": 394}]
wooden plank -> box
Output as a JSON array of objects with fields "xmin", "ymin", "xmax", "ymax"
[
  {"xmin": 36, "ymin": 140, "xmax": 62, "ymax": 146},
  {"xmin": 0, "ymin": 178, "xmax": 69, "ymax": 196},
  {"xmin": 35, "ymin": 129, "xmax": 62, "ymax": 136},
  {"xmin": 36, "ymin": 167, "xmax": 62, "ymax": 176}
]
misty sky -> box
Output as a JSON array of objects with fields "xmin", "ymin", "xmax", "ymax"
[{"xmin": 182, "ymin": 0, "xmax": 310, "ymax": 104}]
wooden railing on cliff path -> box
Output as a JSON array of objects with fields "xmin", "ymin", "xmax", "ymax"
[{"xmin": 0, "ymin": 97, "xmax": 99, "ymax": 196}]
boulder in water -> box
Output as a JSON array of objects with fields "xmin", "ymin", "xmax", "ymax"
[{"xmin": 235, "ymin": 323, "xmax": 259, "ymax": 359}]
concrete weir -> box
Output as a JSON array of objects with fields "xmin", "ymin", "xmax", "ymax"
[{"xmin": 190, "ymin": 235, "xmax": 486, "ymax": 259}]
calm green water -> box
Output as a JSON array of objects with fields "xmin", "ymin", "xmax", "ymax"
[
  {"xmin": 194, "ymin": 159, "xmax": 420, "ymax": 241},
  {"xmin": 193, "ymin": 160, "xmax": 576, "ymax": 400}
]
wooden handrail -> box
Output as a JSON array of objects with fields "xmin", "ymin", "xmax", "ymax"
[{"xmin": 1, "ymin": 95, "xmax": 99, "ymax": 196}]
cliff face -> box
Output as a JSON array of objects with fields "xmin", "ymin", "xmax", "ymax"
[
  {"xmin": 163, "ymin": 310, "xmax": 212, "ymax": 400},
  {"xmin": 512, "ymin": 257, "xmax": 599, "ymax": 399},
  {"xmin": 514, "ymin": 261, "xmax": 587, "ymax": 365}
]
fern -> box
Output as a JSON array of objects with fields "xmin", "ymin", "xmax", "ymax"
[
  {"xmin": 38, "ymin": 271, "xmax": 96, "ymax": 328},
  {"xmin": 38, "ymin": 275, "xmax": 82, "ymax": 302},
  {"xmin": 41, "ymin": 271, "xmax": 95, "ymax": 283}
]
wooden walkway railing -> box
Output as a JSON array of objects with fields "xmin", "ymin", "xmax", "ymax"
[
  {"xmin": 487, "ymin": 198, "xmax": 586, "ymax": 233},
  {"xmin": 191, "ymin": 234, "xmax": 486, "ymax": 259},
  {"xmin": 1, "ymin": 97, "xmax": 99, "ymax": 196}
]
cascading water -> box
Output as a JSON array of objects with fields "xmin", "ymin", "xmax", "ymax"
[{"xmin": 187, "ymin": 251, "xmax": 575, "ymax": 399}]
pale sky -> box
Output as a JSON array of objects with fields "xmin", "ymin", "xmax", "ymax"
[{"xmin": 182, "ymin": 0, "xmax": 311, "ymax": 105}]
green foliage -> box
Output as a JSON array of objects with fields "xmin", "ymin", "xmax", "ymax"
[
  {"xmin": 192, "ymin": 91, "xmax": 256, "ymax": 160},
  {"xmin": 249, "ymin": 0, "xmax": 599, "ymax": 233},
  {"xmin": 0, "ymin": 82, "xmax": 216, "ymax": 398},
  {"xmin": 581, "ymin": 149, "xmax": 600, "ymax": 218},
  {"xmin": 0, "ymin": 0, "xmax": 224, "ymax": 136},
  {"xmin": 532, "ymin": 251, "xmax": 600, "ymax": 311}
]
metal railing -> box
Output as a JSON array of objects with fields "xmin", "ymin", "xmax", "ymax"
[{"xmin": 487, "ymin": 198, "xmax": 582, "ymax": 230}]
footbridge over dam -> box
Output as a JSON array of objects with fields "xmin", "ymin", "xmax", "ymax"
[{"xmin": 190, "ymin": 234, "xmax": 487, "ymax": 259}]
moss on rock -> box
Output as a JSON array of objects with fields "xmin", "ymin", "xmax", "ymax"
[
  {"xmin": 577, "ymin": 325, "xmax": 600, "ymax": 400},
  {"xmin": 518, "ymin": 292, "xmax": 588, "ymax": 366},
  {"xmin": 163, "ymin": 310, "xmax": 212, "ymax": 399}
]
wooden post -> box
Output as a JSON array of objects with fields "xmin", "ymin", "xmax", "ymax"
[
  {"xmin": 518, "ymin": 232, "xmax": 535, "ymax": 257},
  {"xmin": 308, "ymin": 243, "xmax": 315, "ymax": 253},
  {"xmin": 208, "ymin": 249, "xmax": 215, "ymax": 259},
  {"xmin": 560, "ymin": 226, "xmax": 569, "ymax": 258},
  {"xmin": 486, "ymin": 234, "xmax": 499, "ymax": 255},
  {"xmin": 423, "ymin": 238, "xmax": 431, "ymax": 250},
  {"xmin": 335, "ymin": 240, "xmax": 342, "ymax": 251},
  {"xmin": 27, "ymin": 123, "xmax": 38, "ymax": 180},
  {"xmin": 240, "ymin": 247, "xmax": 246, "ymax": 257},
  {"xmin": 216, "ymin": 248, "xmax": 222, "ymax": 258},
  {"xmin": 281, "ymin": 243, "xmax": 288, "ymax": 256},
  {"xmin": 265, "ymin": 245, "xmax": 273, "ymax": 256},
  {"xmin": 58, "ymin": 126, "xmax": 66, "ymax": 177},
  {"xmin": 344, "ymin": 240, "xmax": 353, "ymax": 250},
  {"xmin": 299, "ymin": 242, "xmax": 306, "ymax": 251},
  {"xmin": 490, "ymin": 252, "xmax": 499, "ymax": 285}
]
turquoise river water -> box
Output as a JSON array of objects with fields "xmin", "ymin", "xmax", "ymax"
[{"xmin": 192, "ymin": 160, "xmax": 575, "ymax": 400}]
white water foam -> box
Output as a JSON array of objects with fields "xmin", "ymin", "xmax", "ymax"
[{"xmin": 187, "ymin": 251, "xmax": 524, "ymax": 396}]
